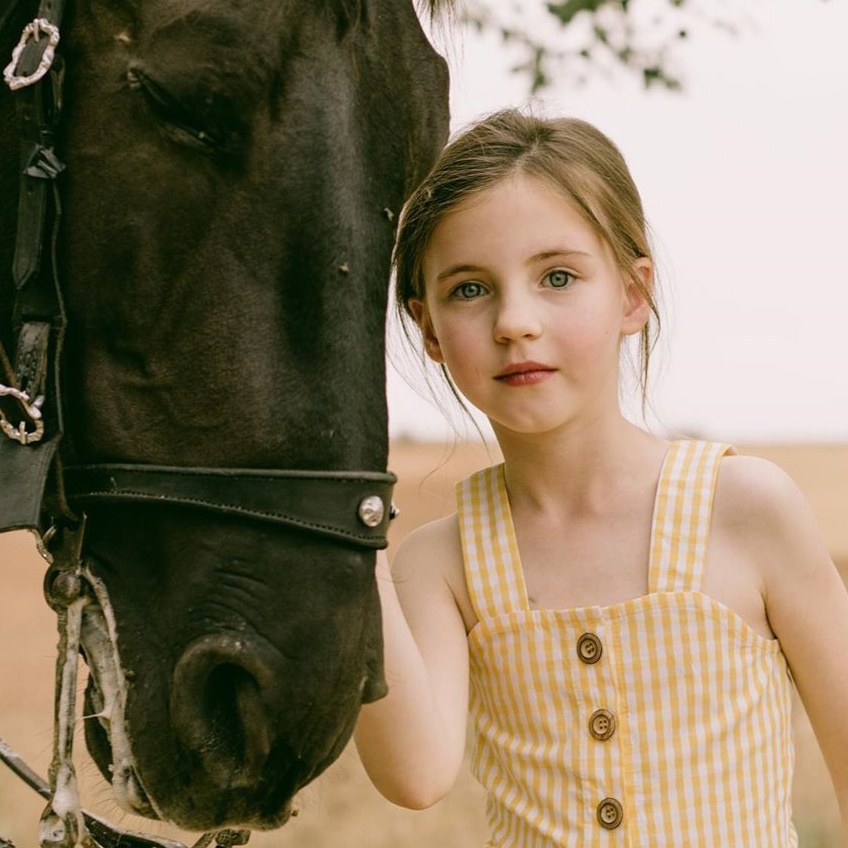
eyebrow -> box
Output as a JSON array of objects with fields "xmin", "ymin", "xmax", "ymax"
[
  {"xmin": 435, "ymin": 250, "xmax": 591, "ymax": 283},
  {"xmin": 436, "ymin": 263, "xmax": 485, "ymax": 282},
  {"xmin": 530, "ymin": 249, "xmax": 592, "ymax": 262}
]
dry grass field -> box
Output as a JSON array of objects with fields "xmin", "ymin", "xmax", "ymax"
[{"xmin": 0, "ymin": 440, "xmax": 846, "ymax": 847}]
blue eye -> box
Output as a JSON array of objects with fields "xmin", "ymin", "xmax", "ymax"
[
  {"xmin": 546, "ymin": 270, "xmax": 573, "ymax": 289},
  {"xmin": 452, "ymin": 281, "xmax": 486, "ymax": 300}
]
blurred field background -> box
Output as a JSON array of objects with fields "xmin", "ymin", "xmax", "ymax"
[{"xmin": 1, "ymin": 440, "xmax": 846, "ymax": 847}]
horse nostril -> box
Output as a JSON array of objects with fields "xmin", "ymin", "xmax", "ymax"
[
  {"xmin": 206, "ymin": 662, "xmax": 271, "ymax": 766},
  {"xmin": 171, "ymin": 635, "xmax": 276, "ymax": 789}
]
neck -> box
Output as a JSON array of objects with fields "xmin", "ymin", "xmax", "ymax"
[{"xmin": 493, "ymin": 412, "xmax": 667, "ymax": 517}]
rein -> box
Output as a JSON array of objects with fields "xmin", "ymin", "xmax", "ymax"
[{"xmin": 0, "ymin": 0, "xmax": 396, "ymax": 844}]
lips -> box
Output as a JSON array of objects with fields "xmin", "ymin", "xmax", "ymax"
[{"xmin": 495, "ymin": 361, "xmax": 556, "ymax": 386}]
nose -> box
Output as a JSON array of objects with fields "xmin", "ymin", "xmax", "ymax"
[
  {"xmin": 493, "ymin": 290, "xmax": 541, "ymax": 343},
  {"xmin": 171, "ymin": 633, "xmax": 281, "ymax": 790}
]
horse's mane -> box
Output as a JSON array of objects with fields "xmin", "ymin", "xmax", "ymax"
[
  {"xmin": 421, "ymin": 0, "xmax": 458, "ymax": 12},
  {"xmin": 421, "ymin": 0, "xmax": 459, "ymax": 21}
]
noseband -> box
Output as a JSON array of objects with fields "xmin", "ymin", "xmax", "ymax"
[{"xmin": 0, "ymin": 1, "xmax": 396, "ymax": 845}]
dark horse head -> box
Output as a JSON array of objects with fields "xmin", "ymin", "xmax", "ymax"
[{"xmin": 0, "ymin": 0, "xmax": 448, "ymax": 831}]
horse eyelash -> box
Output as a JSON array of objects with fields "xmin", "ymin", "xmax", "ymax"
[{"xmin": 126, "ymin": 66, "xmax": 227, "ymax": 155}]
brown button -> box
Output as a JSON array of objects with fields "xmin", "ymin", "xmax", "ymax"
[
  {"xmin": 597, "ymin": 797, "xmax": 623, "ymax": 830},
  {"xmin": 576, "ymin": 632, "xmax": 602, "ymax": 664},
  {"xmin": 589, "ymin": 709, "xmax": 616, "ymax": 741}
]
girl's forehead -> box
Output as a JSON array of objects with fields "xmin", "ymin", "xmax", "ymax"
[
  {"xmin": 426, "ymin": 173, "xmax": 603, "ymax": 258},
  {"xmin": 449, "ymin": 171, "xmax": 575, "ymax": 215}
]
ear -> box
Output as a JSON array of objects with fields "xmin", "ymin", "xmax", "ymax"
[
  {"xmin": 407, "ymin": 298, "xmax": 445, "ymax": 364},
  {"xmin": 620, "ymin": 257, "xmax": 653, "ymax": 337}
]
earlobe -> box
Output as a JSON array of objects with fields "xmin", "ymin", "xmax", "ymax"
[
  {"xmin": 621, "ymin": 258, "xmax": 653, "ymax": 336},
  {"xmin": 407, "ymin": 298, "xmax": 444, "ymax": 363}
]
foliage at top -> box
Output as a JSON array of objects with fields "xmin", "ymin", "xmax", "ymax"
[{"xmin": 462, "ymin": 0, "xmax": 745, "ymax": 92}]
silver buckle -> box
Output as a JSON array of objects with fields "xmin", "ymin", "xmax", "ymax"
[
  {"xmin": 0, "ymin": 383, "xmax": 45, "ymax": 444},
  {"xmin": 4, "ymin": 18, "xmax": 61, "ymax": 92}
]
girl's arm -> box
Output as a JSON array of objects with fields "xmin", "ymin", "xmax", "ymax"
[
  {"xmin": 723, "ymin": 457, "xmax": 848, "ymax": 840},
  {"xmin": 354, "ymin": 517, "xmax": 470, "ymax": 809}
]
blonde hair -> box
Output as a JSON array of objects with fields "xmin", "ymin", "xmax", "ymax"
[{"xmin": 393, "ymin": 107, "xmax": 660, "ymax": 401}]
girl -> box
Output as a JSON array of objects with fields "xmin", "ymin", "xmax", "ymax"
[{"xmin": 354, "ymin": 108, "xmax": 848, "ymax": 846}]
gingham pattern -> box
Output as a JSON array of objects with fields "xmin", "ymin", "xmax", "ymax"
[{"xmin": 456, "ymin": 440, "xmax": 797, "ymax": 847}]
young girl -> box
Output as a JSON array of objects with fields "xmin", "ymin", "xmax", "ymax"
[{"xmin": 354, "ymin": 108, "xmax": 848, "ymax": 846}]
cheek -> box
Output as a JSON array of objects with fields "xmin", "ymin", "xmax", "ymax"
[
  {"xmin": 561, "ymin": 301, "xmax": 623, "ymax": 354},
  {"xmin": 439, "ymin": 335, "xmax": 479, "ymax": 376},
  {"xmin": 431, "ymin": 318, "xmax": 485, "ymax": 382}
]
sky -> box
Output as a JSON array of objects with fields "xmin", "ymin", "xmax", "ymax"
[{"xmin": 386, "ymin": 1, "xmax": 848, "ymax": 444}]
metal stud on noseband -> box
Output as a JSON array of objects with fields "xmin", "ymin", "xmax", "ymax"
[
  {"xmin": 358, "ymin": 495, "xmax": 385, "ymax": 528},
  {"xmin": 358, "ymin": 495, "xmax": 400, "ymax": 531}
]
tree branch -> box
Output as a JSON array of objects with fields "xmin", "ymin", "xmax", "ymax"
[{"xmin": 461, "ymin": 0, "xmax": 746, "ymax": 93}]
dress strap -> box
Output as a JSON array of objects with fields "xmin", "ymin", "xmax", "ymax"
[
  {"xmin": 456, "ymin": 464, "xmax": 529, "ymax": 622},
  {"xmin": 648, "ymin": 440, "xmax": 734, "ymax": 594}
]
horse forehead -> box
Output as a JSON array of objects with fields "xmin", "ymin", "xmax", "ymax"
[
  {"xmin": 99, "ymin": 0, "xmax": 443, "ymax": 101},
  {"xmin": 125, "ymin": 2, "xmax": 281, "ymax": 70},
  {"xmin": 128, "ymin": 0, "xmax": 427, "ymax": 51}
]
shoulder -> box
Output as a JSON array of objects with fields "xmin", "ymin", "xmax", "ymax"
[
  {"xmin": 392, "ymin": 513, "xmax": 462, "ymax": 578},
  {"xmin": 391, "ymin": 513, "xmax": 477, "ymax": 631},
  {"xmin": 713, "ymin": 452, "xmax": 830, "ymax": 580},
  {"xmin": 714, "ymin": 453, "xmax": 814, "ymax": 538},
  {"xmin": 715, "ymin": 453, "xmax": 805, "ymax": 522}
]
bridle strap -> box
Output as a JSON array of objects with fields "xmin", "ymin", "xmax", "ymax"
[
  {"xmin": 63, "ymin": 464, "xmax": 397, "ymax": 549},
  {"xmin": 0, "ymin": 0, "xmax": 72, "ymax": 535}
]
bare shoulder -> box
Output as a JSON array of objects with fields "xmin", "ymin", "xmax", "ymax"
[
  {"xmin": 714, "ymin": 453, "xmax": 831, "ymax": 578},
  {"xmin": 391, "ymin": 513, "xmax": 462, "ymax": 577},
  {"xmin": 716, "ymin": 454, "xmax": 803, "ymax": 517},
  {"xmin": 391, "ymin": 514, "xmax": 477, "ymax": 632},
  {"xmin": 715, "ymin": 454, "xmax": 814, "ymax": 530}
]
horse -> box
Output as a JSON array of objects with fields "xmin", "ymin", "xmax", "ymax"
[{"xmin": 0, "ymin": 0, "xmax": 450, "ymax": 834}]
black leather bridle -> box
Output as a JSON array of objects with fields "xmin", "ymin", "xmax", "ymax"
[{"xmin": 0, "ymin": 0, "xmax": 397, "ymax": 554}]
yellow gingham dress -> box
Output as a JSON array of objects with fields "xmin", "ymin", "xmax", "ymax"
[{"xmin": 456, "ymin": 440, "xmax": 797, "ymax": 847}]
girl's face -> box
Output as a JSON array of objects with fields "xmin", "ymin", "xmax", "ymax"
[{"xmin": 409, "ymin": 173, "xmax": 650, "ymax": 438}]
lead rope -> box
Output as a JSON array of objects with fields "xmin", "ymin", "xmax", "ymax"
[{"xmin": 39, "ymin": 522, "xmax": 89, "ymax": 848}]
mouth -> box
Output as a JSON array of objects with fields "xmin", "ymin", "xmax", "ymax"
[{"xmin": 495, "ymin": 361, "xmax": 556, "ymax": 386}]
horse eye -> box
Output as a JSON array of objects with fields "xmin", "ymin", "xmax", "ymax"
[
  {"xmin": 127, "ymin": 65, "xmax": 182, "ymax": 117},
  {"xmin": 127, "ymin": 64, "xmax": 238, "ymax": 155}
]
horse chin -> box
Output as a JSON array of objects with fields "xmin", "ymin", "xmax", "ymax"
[
  {"xmin": 83, "ymin": 695, "xmax": 299, "ymax": 830},
  {"xmin": 83, "ymin": 692, "xmax": 158, "ymax": 820}
]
